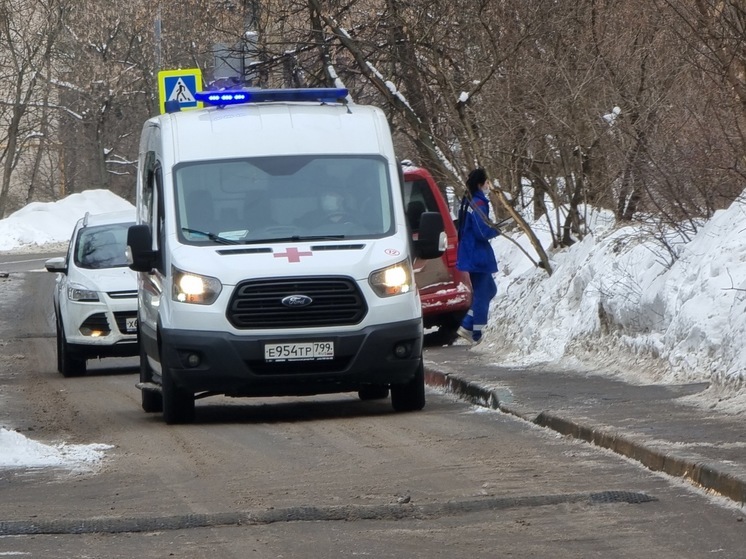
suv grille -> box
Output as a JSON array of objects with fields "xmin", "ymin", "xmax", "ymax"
[
  {"xmin": 114, "ymin": 311, "xmax": 138, "ymax": 334},
  {"xmin": 108, "ymin": 290, "xmax": 137, "ymax": 299},
  {"xmin": 228, "ymin": 277, "xmax": 367, "ymax": 329}
]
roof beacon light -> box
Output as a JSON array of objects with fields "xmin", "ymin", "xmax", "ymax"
[{"xmin": 194, "ymin": 88, "xmax": 348, "ymax": 107}]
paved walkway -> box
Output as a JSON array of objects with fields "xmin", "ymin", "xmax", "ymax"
[{"xmin": 423, "ymin": 344, "xmax": 746, "ymax": 506}]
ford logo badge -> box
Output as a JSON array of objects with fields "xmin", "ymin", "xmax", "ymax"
[{"xmin": 282, "ymin": 294, "xmax": 313, "ymax": 307}]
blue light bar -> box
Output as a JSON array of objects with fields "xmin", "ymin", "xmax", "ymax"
[
  {"xmin": 195, "ymin": 91, "xmax": 250, "ymax": 105},
  {"xmin": 194, "ymin": 88, "xmax": 349, "ymax": 107}
]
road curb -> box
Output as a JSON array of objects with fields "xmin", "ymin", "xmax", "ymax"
[{"xmin": 424, "ymin": 366, "xmax": 746, "ymax": 506}]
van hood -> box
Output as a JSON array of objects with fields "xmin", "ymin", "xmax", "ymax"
[{"xmin": 169, "ymin": 238, "xmax": 410, "ymax": 285}]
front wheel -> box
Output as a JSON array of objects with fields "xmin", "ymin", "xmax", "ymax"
[
  {"xmin": 57, "ymin": 318, "xmax": 86, "ymax": 377},
  {"xmin": 161, "ymin": 355, "xmax": 195, "ymax": 424},
  {"xmin": 391, "ymin": 360, "xmax": 425, "ymax": 412}
]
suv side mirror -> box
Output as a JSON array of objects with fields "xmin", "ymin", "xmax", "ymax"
[
  {"xmin": 413, "ymin": 211, "xmax": 445, "ymax": 260},
  {"xmin": 127, "ymin": 224, "xmax": 158, "ymax": 272},
  {"xmin": 44, "ymin": 256, "xmax": 67, "ymax": 274}
]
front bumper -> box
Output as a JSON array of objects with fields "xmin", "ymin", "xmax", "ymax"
[
  {"xmin": 158, "ymin": 318, "xmax": 424, "ymax": 397},
  {"xmin": 62, "ymin": 297, "xmax": 138, "ymax": 357}
]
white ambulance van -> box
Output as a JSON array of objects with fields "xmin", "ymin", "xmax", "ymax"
[{"xmin": 127, "ymin": 88, "xmax": 444, "ymax": 423}]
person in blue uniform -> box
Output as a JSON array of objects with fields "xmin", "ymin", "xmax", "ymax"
[{"xmin": 456, "ymin": 168, "xmax": 500, "ymax": 344}]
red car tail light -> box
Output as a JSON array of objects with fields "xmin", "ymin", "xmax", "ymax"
[{"xmin": 445, "ymin": 238, "xmax": 458, "ymax": 268}]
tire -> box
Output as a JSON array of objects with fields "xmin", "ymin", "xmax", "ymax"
[
  {"xmin": 142, "ymin": 387, "xmax": 163, "ymax": 414},
  {"xmin": 358, "ymin": 385, "xmax": 390, "ymax": 401},
  {"xmin": 424, "ymin": 325, "xmax": 459, "ymax": 347},
  {"xmin": 161, "ymin": 356, "xmax": 195, "ymax": 424},
  {"xmin": 139, "ymin": 330, "xmax": 162, "ymax": 413},
  {"xmin": 438, "ymin": 324, "xmax": 460, "ymax": 345},
  {"xmin": 55, "ymin": 315, "xmax": 63, "ymax": 374},
  {"xmin": 423, "ymin": 313, "xmax": 464, "ymax": 347},
  {"xmin": 391, "ymin": 359, "xmax": 426, "ymax": 412},
  {"xmin": 57, "ymin": 318, "xmax": 86, "ymax": 377}
]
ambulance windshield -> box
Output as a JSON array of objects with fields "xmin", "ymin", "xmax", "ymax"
[{"xmin": 174, "ymin": 155, "xmax": 394, "ymax": 244}]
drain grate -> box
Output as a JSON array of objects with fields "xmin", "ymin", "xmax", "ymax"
[{"xmin": 589, "ymin": 490, "xmax": 658, "ymax": 505}]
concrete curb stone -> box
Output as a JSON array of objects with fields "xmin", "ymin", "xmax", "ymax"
[{"xmin": 424, "ymin": 365, "xmax": 746, "ymax": 505}]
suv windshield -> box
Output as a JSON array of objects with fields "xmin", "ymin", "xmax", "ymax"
[
  {"xmin": 74, "ymin": 223, "xmax": 133, "ymax": 269},
  {"xmin": 173, "ymin": 155, "xmax": 394, "ymax": 244}
]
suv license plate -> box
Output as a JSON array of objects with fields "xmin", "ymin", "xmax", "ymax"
[
  {"xmin": 265, "ymin": 342, "xmax": 334, "ymax": 362},
  {"xmin": 125, "ymin": 317, "xmax": 138, "ymax": 333}
]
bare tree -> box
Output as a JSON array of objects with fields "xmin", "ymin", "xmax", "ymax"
[
  {"xmin": 299, "ymin": 0, "xmax": 555, "ymax": 272},
  {"xmin": 0, "ymin": 0, "xmax": 65, "ymax": 217},
  {"xmin": 2, "ymin": 0, "xmax": 744, "ymax": 277},
  {"xmin": 51, "ymin": 3, "xmax": 158, "ymax": 199},
  {"xmin": 657, "ymin": 0, "xmax": 746, "ymax": 200}
]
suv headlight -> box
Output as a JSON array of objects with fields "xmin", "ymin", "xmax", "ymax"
[
  {"xmin": 172, "ymin": 267, "xmax": 222, "ymax": 305},
  {"xmin": 369, "ymin": 259, "xmax": 414, "ymax": 297},
  {"xmin": 67, "ymin": 284, "xmax": 99, "ymax": 302}
]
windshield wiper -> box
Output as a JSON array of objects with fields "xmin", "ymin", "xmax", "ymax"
[
  {"xmin": 243, "ymin": 234, "xmax": 346, "ymax": 244},
  {"xmin": 182, "ymin": 228, "xmax": 240, "ymax": 245}
]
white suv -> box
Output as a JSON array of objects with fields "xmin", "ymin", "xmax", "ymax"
[{"xmin": 45, "ymin": 209, "xmax": 138, "ymax": 376}]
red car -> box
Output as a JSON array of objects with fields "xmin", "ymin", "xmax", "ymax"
[{"xmin": 402, "ymin": 163, "xmax": 472, "ymax": 345}]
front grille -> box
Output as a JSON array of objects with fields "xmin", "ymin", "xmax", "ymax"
[
  {"xmin": 228, "ymin": 277, "xmax": 367, "ymax": 329},
  {"xmin": 107, "ymin": 290, "xmax": 137, "ymax": 299},
  {"xmin": 114, "ymin": 311, "xmax": 138, "ymax": 334}
]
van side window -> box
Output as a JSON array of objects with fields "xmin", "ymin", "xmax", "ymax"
[
  {"xmin": 142, "ymin": 150, "xmax": 166, "ymax": 273},
  {"xmin": 142, "ymin": 154, "xmax": 154, "ymax": 223},
  {"xmin": 154, "ymin": 164, "xmax": 166, "ymax": 273}
]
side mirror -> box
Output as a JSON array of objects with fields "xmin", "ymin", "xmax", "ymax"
[
  {"xmin": 45, "ymin": 256, "xmax": 67, "ymax": 274},
  {"xmin": 413, "ymin": 211, "xmax": 445, "ymax": 260},
  {"xmin": 127, "ymin": 224, "xmax": 157, "ymax": 273}
]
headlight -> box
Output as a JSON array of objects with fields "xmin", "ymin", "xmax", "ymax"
[
  {"xmin": 172, "ymin": 267, "xmax": 222, "ymax": 305},
  {"xmin": 67, "ymin": 285, "xmax": 99, "ymax": 302},
  {"xmin": 369, "ymin": 259, "xmax": 414, "ymax": 297}
]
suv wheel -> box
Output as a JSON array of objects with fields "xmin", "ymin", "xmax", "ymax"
[
  {"xmin": 57, "ymin": 317, "xmax": 86, "ymax": 377},
  {"xmin": 391, "ymin": 360, "xmax": 426, "ymax": 412}
]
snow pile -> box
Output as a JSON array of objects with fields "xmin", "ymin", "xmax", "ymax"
[
  {"xmin": 486, "ymin": 195, "xmax": 746, "ymax": 386},
  {"xmin": 0, "ymin": 190, "xmax": 134, "ymax": 251},
  {"xmin": 0, "ymin": 428, "xmax": 112, "ymax": 471}
]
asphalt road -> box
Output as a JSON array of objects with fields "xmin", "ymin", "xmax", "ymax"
[
  {"xmin": 0, "ymin": 251, "xmax": 65, "ymax": 275},
  {"xmin": 0, "ymin": 267, "xmax": 744, "ymax": 558}
]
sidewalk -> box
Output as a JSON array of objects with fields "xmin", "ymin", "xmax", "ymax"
[{"xmin": 423, "ymin": 344, "xmax": 746, "ymax": 506}]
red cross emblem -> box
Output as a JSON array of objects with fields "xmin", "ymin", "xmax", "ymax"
[{"xmin": 274, "ymin": 247, "xmax": 313, "ymax": 263}]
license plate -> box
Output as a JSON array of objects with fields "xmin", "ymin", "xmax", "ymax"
[
  {"xmin": 264, "ymin": 341, "xmax": 334, "ymax": 362},
  {"xmin": 125, "ymin": 317, "xmax": 138, "ymax": 333}
]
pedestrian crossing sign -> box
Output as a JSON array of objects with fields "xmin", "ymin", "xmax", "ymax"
[{"xmin": 157, "ymin": 68, "xmax": 203, "ymax": 114}]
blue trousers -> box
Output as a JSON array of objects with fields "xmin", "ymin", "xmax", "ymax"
[{"xmin": 461, "ymin": 272, "xmax": 497, "ymax": 333}]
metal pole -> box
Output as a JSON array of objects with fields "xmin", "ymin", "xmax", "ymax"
[
  {"xmin": 154, "ymin": 4, "xmax": 162, "ymax": 71},
  {"xmin": 244, "ymin": 0, "xmax": 260, "ymax": 85}
]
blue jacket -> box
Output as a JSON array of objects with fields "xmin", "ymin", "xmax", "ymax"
[{"xmin": 456, "ymin": 190, "xmax": 499, "ymax": 273}]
